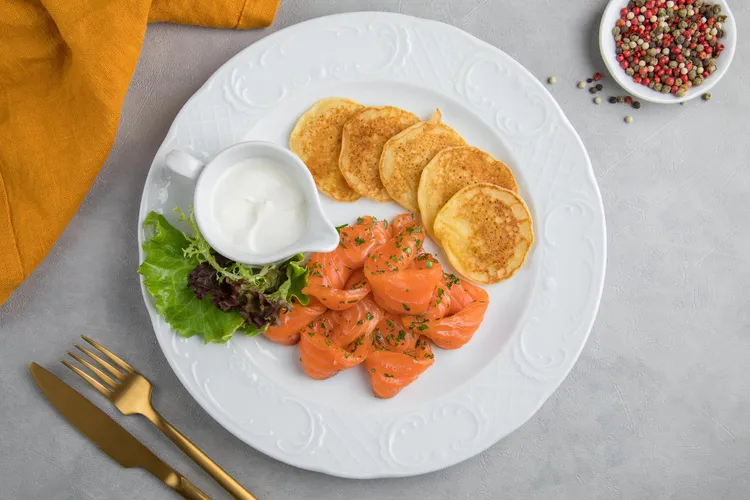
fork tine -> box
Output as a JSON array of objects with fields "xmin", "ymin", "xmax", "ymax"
[
  {"xmin": 81, "ymin": 336, "xmax": 135, "ymax": 374},
  {"xmin": 74, "ymin": 344, "xmax": 126, "ymax": 381},
  {"xmin": 67, "ymin": 352, "xmax": 117, "ymax": 389},
  {"xmin": 62, "ymin": 360, "xmax": 111, "ymax": 397}
]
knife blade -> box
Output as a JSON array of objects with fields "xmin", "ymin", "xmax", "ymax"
[{"xmin": 29, "ymin": 363, "xmax": 210, "ymax": 500}]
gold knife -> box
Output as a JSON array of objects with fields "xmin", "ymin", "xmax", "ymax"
[{"xmin": 29, "ymin": 363, "xmax": 211, "ymax": 500}]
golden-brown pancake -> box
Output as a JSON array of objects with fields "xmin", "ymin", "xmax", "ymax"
[
  {"xmin": 418, "ymin": 146, "xmax": 518, "ymax": 243},
  {"xmin": 339, "ymin": 106, "xmax": 420, "ymax": 202},
  {"xmin": 433, "ymin": 183, "xmax": 533, "ymax": 284},
  {"xmin": 379, "ymin": 109, "xmax": 466, "ymax": 212},
  {"xmin": 289, "ymin": 98, "xmax": 365, "ymax": 202}
]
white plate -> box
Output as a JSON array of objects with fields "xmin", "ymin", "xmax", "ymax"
[{"xmin": 138, "ymin": 12, "xmax": 606, "ymax": 478}]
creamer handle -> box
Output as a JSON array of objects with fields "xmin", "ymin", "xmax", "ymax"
[{"xmin": 165, "ymin": 150, "xmax": 205, "ymax": 180}]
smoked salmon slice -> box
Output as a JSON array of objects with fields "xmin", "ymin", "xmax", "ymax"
[
  {"xmin": 264, "ymin": 298, "xmax": 327, "ymax": 346},
  {"xmin": 305, "ymin": 268, "xmax": 372, "ymax": 311},
  {"xmin": 331, "ymin": 294, "xmax": 384, "ymax": 346},
  {"xmin": 420, "ymin": 277, "xmax": 490, "ymax": 349},
  {"xmin": 298, "ymin": 311, "xmax": 372, "ymax": 380},
  {"xmin": 444, "ymin": 273, "xmax": 475, "ymax": 315},
  {"xmin": 337, "ymin": 216, "xmax": 390, "ymax": 268},
  {"xmin": 401, "ymin": 272, "xmax": 452, "ymax": 334},
  {"xmin": 304, "ymin": 217, "xmax": 387, "ymax": 310},
  {"xmin": 371, "ymin": 312, "xmax": 418, "ymax": 353},
  {"xmin": 365, "ymin": 220, "xmax": 442, "ymax": 315},
  {"xmin": 305, "ymin": 250, "xmax": 350, "ymax": 290},
  {"xmin": 389, "ymin": 213, "xmax": 419, "ymax": 236},
  {"xmin": 365, "ymin": 336, "xmax": 434, "ymax": 398}
]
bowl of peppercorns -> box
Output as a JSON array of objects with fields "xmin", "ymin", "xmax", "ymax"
[{"xmin": 599, "ymin": 0, "xmax": 736, "ymax": 103}]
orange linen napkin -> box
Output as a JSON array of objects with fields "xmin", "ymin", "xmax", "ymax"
[{"xmin": 0, "ymin": 0, "xmax": 280, "ymax": 306}]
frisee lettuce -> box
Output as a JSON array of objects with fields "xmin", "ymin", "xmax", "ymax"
[{"xmin": 138, "ymin": 210, "xmax": 309, "ymax": 344}]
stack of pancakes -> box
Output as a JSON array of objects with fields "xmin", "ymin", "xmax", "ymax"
[{"xmin": 289, "ymin": 98, "xmax": 534, "ymax": 284}]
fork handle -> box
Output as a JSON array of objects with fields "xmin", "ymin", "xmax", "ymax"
[
  {"xmin": 173, "ymin": 476, "xmax": 212, "ymax": 500},
  {"xmin": 145, "ymin": 409, "xmax": 257, "ymax": 500}
]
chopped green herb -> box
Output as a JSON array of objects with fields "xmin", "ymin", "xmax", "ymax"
[
  {"xmin": 335, "ymin": 224, "xmax": 348, "ymax": 233},
  {"xmin": 356, "ymin": 320, "xmax": 363, "ymax": 326},
  {"xmin": 445, "ymin": 273, "xmax": 460, "ymax": 289},
  {"xmin": 402, "ymin": 303, "xmax": 411, "ymax": 311},
  {"xmin": 354, "ymin": 236, "xmax": 366, "ymax": 246},
  {"xmin": 383, "ymin": 373, "xmax": 394, "ymax": 378},
  {"xmin": 366, "ymin": 312, "xmax": 374, "ymax": 321},
  {"xmin": 357, "ymin": 217, "xmax": 364, "ymax": 224},
  {"xmin": 417, "ymin": 324, "xmax": 429, "ymax": 331},
  {"xmin": 426, "ymin": 261, "xmax": 433, "ymax": 268}
]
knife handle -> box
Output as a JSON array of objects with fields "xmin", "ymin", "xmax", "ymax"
[{"xmin": 166, "ymin": 472, "xmax": 211, "ymax": 500}]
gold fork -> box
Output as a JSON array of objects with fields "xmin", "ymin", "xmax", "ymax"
[{"xmin": 63, "ymin": 336, "xmax": 257, "ymax": 500}]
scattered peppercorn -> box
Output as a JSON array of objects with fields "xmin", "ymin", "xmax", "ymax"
[
  {"xmin": 618, "ymin": 96, "xmax": 626, "ymax": 103},
  {"xmin": 609, "ymin": 96, "xmax": 618, "ymax": 103},
  {"xmin": 625, "ymin": 115, "xmax": 634, "ymax": 123},
  {"xmin": 625, "ymin": 96, "xmax": 633, "ymax": 104},
  {"xmin": 594, "ymin": 72, "xmax": 603, "ymax": 81},
  {"xmin": 633, "ymin": 101, "xmax": 642, "ymax": 109},
  {"xmin": 594, "ymin": 97, "xmax": 602, "ymax": 104},
  {"xmin": 548, "ymin": 76, "xmax": 557, "ymax": 84},
  {"xmin": 702, "ymin": 92, "xmax": 712, "ymax": 100},
  {"xmin": 578, "ymin": 81, "xmax": 586, "ymax": 88},
  {"xmin": 589, "ymin": 87, "xmax": 598, "ymax": 94},
  {"xmin": 595, "ymin": 83, "xmax": 604, "ymax": 91},
  {"xmin": 612, "ymin": 0, "xmax": 727, "ymax": 98},
  {"xmin": 587, "ymin": 78, "xmax": 594, "ymax": 83}
]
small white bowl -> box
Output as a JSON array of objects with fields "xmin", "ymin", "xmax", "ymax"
[
  {"xmin": 599, "ymin": 0, "xmax": 737, "ymax": 104},
  {"xmin": 165, "ymin": 141, "xmax": 339, "ymax": 265}
]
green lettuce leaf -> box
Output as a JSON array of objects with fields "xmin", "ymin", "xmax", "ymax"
[
  {"xmin": 267, "ymin": 255, "xmax": 309, "ymax": 306},
  {"xmin": 138, "ymin": 212, "xmax": 244, "ymax": 343},
  {"xmin": 240, "ymin": 323, "xmax": 266, "ymax": 338}
]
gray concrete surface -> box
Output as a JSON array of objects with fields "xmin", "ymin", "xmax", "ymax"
[{"xmin": 2, "ymin": 0, "xmax": 749, "ymax": 498}]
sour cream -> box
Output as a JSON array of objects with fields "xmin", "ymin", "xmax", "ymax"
[{"xmin": 211, "ymin": 157, "xmax": 306, "ymax": 256}]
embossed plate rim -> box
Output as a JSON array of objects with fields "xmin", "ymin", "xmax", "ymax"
[{"xmin": 137, "ymin": 12, "xmax": 606, "ymax": 478}]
